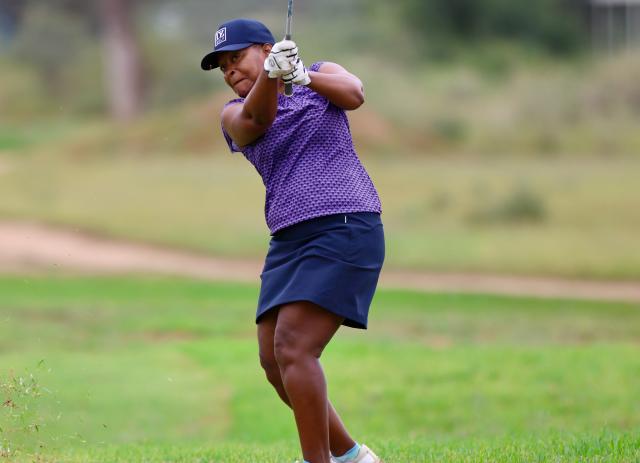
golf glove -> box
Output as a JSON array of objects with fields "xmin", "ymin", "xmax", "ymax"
[
  {"xmin": 281, "ymin": 57, "xmax": 311, "ymax": 86},
  {"xmin": 264, "ymin": 40, "xmax": 298, "ymax": 78}
]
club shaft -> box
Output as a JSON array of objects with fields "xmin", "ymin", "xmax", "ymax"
[
  {"xmin": 286, "ymin": 0, "xmax": 293, "ymax": 38},
  {"xmin": 284, "ymin": 0, "xmax": 294, "ymax": 96}
]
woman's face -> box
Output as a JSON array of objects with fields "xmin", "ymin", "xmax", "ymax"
[{"xmin": 218, "ymin": 44, "xmax": 271, "ymax": 98}]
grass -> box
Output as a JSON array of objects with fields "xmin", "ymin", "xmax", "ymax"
[
  {"xmin": 0, "ymin": 153, "xmax": 638, "ymax": 279},
  {"xmin": 0, "ymin": 276, "xmax": 639, "ymax": 461},
  {"xmin": 48, "ymin": 433, "xmax": 640, "ymax": 462}
]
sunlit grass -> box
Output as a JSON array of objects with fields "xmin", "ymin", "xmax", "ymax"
[
  {"xmin": 46, "ymin": 433, "xmax": 640, "ymax": 463},
  {"xmin": 0, "ymin": 276, "xmax": 639, "ymax": 461}
]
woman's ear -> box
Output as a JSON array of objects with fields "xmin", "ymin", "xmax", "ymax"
[{"xmin": 263, "ymin": 43, "xmax": 273, "ymax": 54}]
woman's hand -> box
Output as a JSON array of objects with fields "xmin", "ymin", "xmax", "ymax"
[
  {"xmin": 282, "ymin": 57, "xmax": 311, "ymax": 86},
  {"xmin": 264, "ymin": 40, "xmax": 298, "ymax": 78},
  {"xmin": 265, "ymin": 40, "xmax": 311, "ymax": 86}
]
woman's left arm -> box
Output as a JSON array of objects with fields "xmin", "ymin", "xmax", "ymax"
[{"xmin": 307, "ymin": 62, "xmax": 365, "ymax": 111}]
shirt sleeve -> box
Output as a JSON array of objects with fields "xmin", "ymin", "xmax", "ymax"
[{"xmin": 310, "ymin": 62, "xmax": 324, "ymax": 72}]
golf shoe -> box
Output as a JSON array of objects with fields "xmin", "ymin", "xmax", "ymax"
[{"xmin": 331, "ymin": 444, "xmax": 382, "ymax": 463}]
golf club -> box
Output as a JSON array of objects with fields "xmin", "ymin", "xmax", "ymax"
[{"xmin": 284, "ymin": 0, "xmax": 294, "ymax": 97}]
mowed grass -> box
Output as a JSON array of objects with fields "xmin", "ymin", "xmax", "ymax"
[
  {"xmin": 0, "ymin": 276, "xmax": 639, "ymax": 462},
  {"xmin": 0, "ymin": 153, "xmax": 639, "ymax": 279}
]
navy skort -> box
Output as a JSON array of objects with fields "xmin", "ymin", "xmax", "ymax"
[{"xmin": 257, "ymin": 212, "xmax": 385, "ymax": 329}]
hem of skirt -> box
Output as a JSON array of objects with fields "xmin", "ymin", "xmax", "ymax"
[{"xmin": 256, "ymin": 297, "xmax": 367, "ymax": 330}]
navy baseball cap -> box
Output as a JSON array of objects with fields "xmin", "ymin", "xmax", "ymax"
[{"xmin": 201, "ymin": 18, "xmax": 275, "ymax": 71}]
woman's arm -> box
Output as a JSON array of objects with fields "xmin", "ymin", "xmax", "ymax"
[
  {"xmin": 222, "ymin": 70, "xmax": 279, "ymax": 148},
  {"xmin": 307, "ymin": 62, "xmax": 365, "ymax": 111}
]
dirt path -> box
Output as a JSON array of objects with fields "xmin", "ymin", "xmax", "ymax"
[
  {"xmin": 0, "ymin": 157, "xmax": 10, "ymax": 175},
  {"xmin": 0, "ymin": 221, "xmax": 638, "ymax": 303}
]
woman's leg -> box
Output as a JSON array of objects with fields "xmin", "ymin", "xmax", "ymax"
[
  {"xmin": 258, "ymin": 303, "xmax": 355, "ymax": 462},
  {"xmin": 274, "ymin": 301, "xmax": 341, "ymax": 463},
  {"xmin": 257, "ymin": 307, "xmax": 356, "ymax": 458}
]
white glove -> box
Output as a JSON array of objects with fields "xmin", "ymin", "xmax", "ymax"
[
  {"xmin": 264, "ymin": 40, "xmax": 298, "ymax": 78},
  {"xmin": 281, "ymin": 57, "xmax": 311, "ymax": 86}
]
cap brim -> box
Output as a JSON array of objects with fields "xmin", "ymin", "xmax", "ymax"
[{"xmin": 200, "ymin": 42, "xmax": 255, "ymax": 71}]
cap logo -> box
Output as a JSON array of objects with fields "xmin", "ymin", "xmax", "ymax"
[{"xmin": 215, "ymin": 27, "xmax": 227, "ymax": 47}]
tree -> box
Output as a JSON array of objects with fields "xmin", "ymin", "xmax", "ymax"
[
  {"xmin": 99, "ymin": 0, "xmax": 143, "ymax": 121},
  {"xmin": 393, "ymin": 0, "xmax": 589, "ymax": 55}
]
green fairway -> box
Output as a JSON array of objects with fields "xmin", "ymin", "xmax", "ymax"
[
  {"xmin": 51, "ymin": 433, "xmax": 640, "ymax": 462},
  {"xmin": 1, "ymin": 277, "xmax": 639, "ymax": 462}
]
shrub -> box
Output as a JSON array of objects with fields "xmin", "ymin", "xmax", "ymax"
[{"xmin": 468, "ymin": 184, "xmax": 547, "ymax": 224}]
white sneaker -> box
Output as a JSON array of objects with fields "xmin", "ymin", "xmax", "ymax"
[{"xmin": 331, "ymin": 444, "xmax": 382, "ymax": 463}]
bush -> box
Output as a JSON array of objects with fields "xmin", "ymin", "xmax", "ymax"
[
  {"xmin": 2, "ymin": 4, "xmax": 105, "ymax": 119},
  {"xmin": 431, "ymin": 117, "xmax": 468, "ymax": 143},
  {"xmin": 9, "ymin": 4, "xmax": 90, "ymax": 89},
  {"xmin": 468, "ymin": 184, "xmax": 547, "ymax": 224},
  {"xmin": 0, "ymin": 63, "xmax": 50, "ymax": 122}
]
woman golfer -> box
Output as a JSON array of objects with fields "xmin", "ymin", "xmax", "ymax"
[{"xmin": 201, "ymin": 19, "xmax": 384, "ymax": 463}]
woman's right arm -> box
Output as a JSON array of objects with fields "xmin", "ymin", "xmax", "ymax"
[{"xmin": 221, "ymin": 70, "xmax": 279, "ymax": 148}]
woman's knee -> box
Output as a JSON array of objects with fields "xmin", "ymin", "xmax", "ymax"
[
  {"xmin": 258, "ymin": 352, "xmax": 291, "ymax": 405},
  {"xmin": 273, "ymin": 325, "xmax": 322, "ymax": 369}
]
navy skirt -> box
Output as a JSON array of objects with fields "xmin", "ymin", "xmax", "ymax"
[{"xmin": 257, "ymin": 212, "xmax": 385, "ymax": 329}]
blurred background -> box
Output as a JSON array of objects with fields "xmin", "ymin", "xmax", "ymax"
[
  {"xmin": 1, "ymin": 1, "xmax": 640, "ymax": 462},
  {"xmin": 0, "ymin": 0, "xmax": 639, "ymax": 278}
]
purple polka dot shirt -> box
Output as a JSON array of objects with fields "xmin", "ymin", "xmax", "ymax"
[{"xmin": 222, "ymin": 62, "xmax": 382, "ymax": 234}]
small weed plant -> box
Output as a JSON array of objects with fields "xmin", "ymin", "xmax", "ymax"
[{"xmin": 0, "ymin": 363, "xmax": 48, "ymax": 461}]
